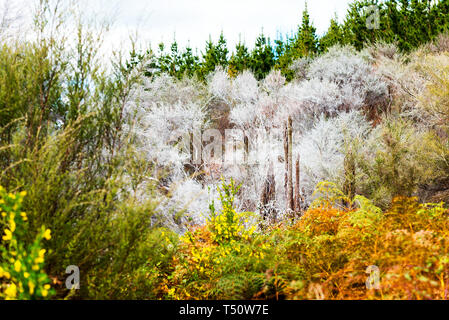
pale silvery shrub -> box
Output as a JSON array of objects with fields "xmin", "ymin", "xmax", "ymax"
[
  {"xmin": 229, "ymin": 102, "xmax": 258, "ymax": 130},
  {"xmin": 289, "ymin": 57, "xmax": 312, "ymax": 80},
  {"xmin": 143, "ymin": 73, "xmax": 206, "ymax": 106},
  {"xmin": 262, "ymin": 69, "xmax": 286, "ymax": 94},
  {"xmin": 208, "ymin": 67, "xmax": 232, "ymax": 103},
  {"xmin": 308, "ymin": 45, "xmax": 389, "ymax": 111},
  {"xmin": 123, "ymin": 74, "xmax": 212, "ymax": 231},
  {"xmin": 125, "ymin": 47, "xmax": 390, "ymax": 228},
  {"xmin": 155, "ymin": 179, "xmax": 220, "ymax": 233},
  {"xmin": 130, "ymin": 100, "xmax": 206, "ymax": 179},
  {"xmin": 231, "ymin": 70, "xmax": 259, "ymax": 103},
  {"xmin": 297, "ymin": 110, "xmax": 372, "ymax": 204},
  {"xmin": 367, "ymin": 41, "xmax": 400, "ymax": 61},
  {"xmin": 281, "ymin": 78, "xmax": 343, "ymax": 121},
  {"xmin": 221, "ymin": 127, "xmax": 286, "ymax": 215}
]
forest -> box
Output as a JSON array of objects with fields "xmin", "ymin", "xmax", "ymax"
[{"xmin": 1, "ymin": 0, "xmax": 449, "ymax": 300}]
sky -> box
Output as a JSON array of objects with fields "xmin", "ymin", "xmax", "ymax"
[
  {"xmin": 2, "ymin": 0, "xmax": 353, "ymax": 53},
  {"xmin": 89, "ymin": 0, "xmax": 353, "ymax": 53}
]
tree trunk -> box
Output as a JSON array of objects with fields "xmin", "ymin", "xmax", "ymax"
[
  {"xmin": 294, "ymin": 153, "xmax": 301, "ymax": 213},
  {"xmin": 284, "ymin": 123, "xmax": 289, "ymax": 210},
  {"xmin": 287, "ymin": 116, "xmax": 294, "ymax": 212},
  {"xmin": 260, "ymin": 162, "xmax": 276, "ymax": 222}
]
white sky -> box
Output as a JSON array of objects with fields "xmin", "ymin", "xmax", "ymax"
[
  {"xmin": 93, "ymin": 0, "xmax": 353, "ymax": 53},
  {"xmin": 2, "ymin": 0, "xmax": 353, "ymax": 53}
]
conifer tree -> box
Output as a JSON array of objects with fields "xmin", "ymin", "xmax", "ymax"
[
  {"xmin": 320, "ymin": 14, "xmax": 345, "ymax": 52},
  {"xmin": 233, "ymin": 40, "xmax": 251, "ymax": 72},
  {"xmin": 156, "ymin": 42, "xmax": 172, "ymax": 74},
  {"xmin": 291, "ymin": 3, "xmax": 319, "ymax": 58},
  {"xmin": 200, "ymin": 33, "xmax": 229, "ymax": 79},
  {"xmin": 250, "ymin": 32, "xmax": 275, "ymax": 80},
  {"xmin": 200, "ymin": 36, "xmax": 218, "ymax": 79},
  {"xmin": 180, "ymin": 45, "xmax": 200, "ymax": 78},
  {"xmin": 215, "ymin": 32, "xmax": 229, "ymax": 67},
  {"xmin": 169, "ymin": 40, "xmax": 182, "ymax": 78}
]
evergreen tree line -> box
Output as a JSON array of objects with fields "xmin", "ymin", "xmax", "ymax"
[{"xmin": 142, "ymin": 0, "xmax": 449, "ymax": 81}]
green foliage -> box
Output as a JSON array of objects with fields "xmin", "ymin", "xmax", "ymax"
[
  {"xmin": 250, "ymin": 33, "xmax": 276, "ymax": 80},
  {"xmin": 357, "ymin": 118, "xmax": 425, "ymax": 208},
  {"xmin": 310, "ymin": 181, "xmax": 351, "ymax": 209},
  {"xmin": 291, "ymin": 4, "xmax": 319, "ymax": 59},
  {"xmin": 208, "ymin": 178, "xmax": 256, "ymax": 244},
  {"xmin": 0, "ymin": 0, "xmax": 168, "ymax": 300},
  {"xmin": 320, "ymin": 15, "xmax": 346, "ymax": 52},
  {"xmin": 140, "ymin": 0, "xmax": 449, "ymax": 82},
  {"xmin": 338, "ymin": 0, "xmax": 449, "ymax": 52},
  {"xmin": 2, "ymin": 0, "xmax": 449, "ymax": 301},
  {"xmin": 0, "ymin": 187, "xmax": 54, "ymax": 300}
]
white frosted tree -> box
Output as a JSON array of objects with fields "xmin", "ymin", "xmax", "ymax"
[{"xmin": 296, "ymin": 110, "xmax": 372, "ymax": 204}]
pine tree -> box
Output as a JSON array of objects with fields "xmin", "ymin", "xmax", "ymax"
[
  {"xmin": 233, "ymin": 41, "xmax": 251, "ymax": 72},
  {"xmin": 275, "ymin": 37, "xmax": 295, "ymax": 81},
  {"xmin": 199, "ymin": 33, "xmax": 229, "ymax": 79},
  {"xmin": 169, "ymin": 40, "xmax": 182, "ymax": 78},
  {"xmin": 200, "ymin": 36, "xmax": 218, "ymax": 79},
  {"xmin": 319, "ymin": 14, "xmax": 345, "ymax": 52},
  {"xmin": 250, "ymin": 32, "xmax": 275, "ymax": 80},
  {"xmin": 215, "ymin": 32, "xmax": 229, "ymax": 68},
  {"xmin": 291, "ymin": 3, "xmax": 319, "ymax": 58},
  {"xmin": 343, "ymin": 0, "xmax": 381, "ymax": 50},
  {"xmin": 180, "ymin": 45, "xmax": 200, "ymax": 78},
  {"xmin": 157, "ymin": 42, "xmax": 172, "ymax": 74}
]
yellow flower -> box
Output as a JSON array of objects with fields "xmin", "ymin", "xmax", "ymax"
[
  {"xmin": 19, "ymin": 191, "xmax": 27, "ymax": 197},
  {"xmin": 32, "ymin": 265, "xmax": 39, "ymax": 271},
  {"xmin": 35, "ymin": 258, "xmax": 43, "ymax": 264},
  {"xmin": 14, "ymin": 260, "xmax": 21, "ymax": 272},
  {"xmin": 9, "ymin": 219, "xmax": 16, "ymax": 233},
  {"xmin": 35, "ymin": 250, "xmax": 45, "ymax": 264},
  {"xmin": 24, "ymin": 272, "xmax": 30, "ymax": 278},
  {"xmin": 28, "ymin": 281, "xmax": 35, "ymax": 295},
  {"xmin": 1, "ymin": 212, "xmax": 5, "ymax": 217},
  {"xmin": 5, "ymin": 283, "xmax": 17, "ymax": 300},
  {"xmin": 2, "ymin": 229, "xmax": 12, "ymax": 241},
  {"xmin": 5, "ymin": 283, "xmax": 17, "ymax": 299},
  {"xmin": 43, "ymin": 229, "xmax": 51, "ymax": 240},
  {"xmin": 41, "ymin": 289, "xmax": 48, "ymax": 297}
]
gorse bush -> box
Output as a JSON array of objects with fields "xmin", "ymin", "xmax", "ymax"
[
  {"xmin": 156, "ymin": 179, "xmax": 271, "ymax": 300},
  {"xmin": 207, "ymin": 178, "xmax": 256, "ymax": 244},
  {"xmin": 0, "ymin": 0, "xmax": 169, "ymax": 300},
  {"xmin": 0, "ymin": 187, "xmax": 54, "ymax": 300}
]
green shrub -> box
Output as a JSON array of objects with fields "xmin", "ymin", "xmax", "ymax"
[{"xmin": 0, "ymin": 187, "xmax": 54, "ymax": 300}]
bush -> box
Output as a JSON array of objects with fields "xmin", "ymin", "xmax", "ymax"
[{"xmin": 0, "ymin": 187, "xmax": 54, "ymax": 300}]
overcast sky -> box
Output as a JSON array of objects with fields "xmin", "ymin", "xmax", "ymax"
[
  {"xmin": 3, "ymin": 0, "xmax": 354, "ymax": 53},
  {"xmin": 92, "ymin": 0, "xmax": 353, "ymax": 53}
]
